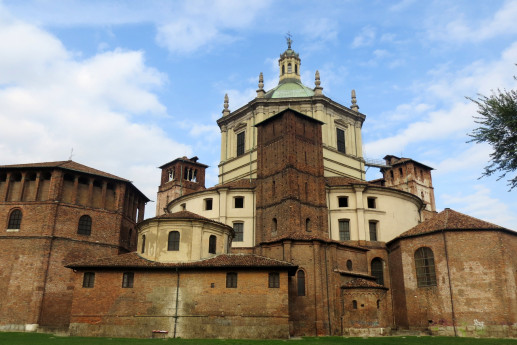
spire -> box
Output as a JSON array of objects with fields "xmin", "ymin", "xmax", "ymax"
[
  {"xmin": 351, "ymin": 89, "xmax": 359, "ymax": 111},
  {"xmin": 314, "ymin": 70, "xmax": 323, "ymax": 95},
  {"xmin": 278, "ymin": 34, "xmax": 301, "ymax": 83},
  {"xmin": 256, "ymin": 72, "xmax": 265, "ymax": 98},
  {"xmin": 222, "ymin": 93, "xmax": 230, "ymax": 116}
]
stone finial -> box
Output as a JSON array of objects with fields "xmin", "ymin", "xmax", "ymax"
[
  {"xmin": 222, "ymin": 93, "xmax": 230, "ymax": 116},
  {"xmin": 351, "ymin": 89, "xmax": 359, "ymax": 111},
  {"xmin": 314, "ymin": 70, "xmax": 323, "ymax": 95},
  {"xmin": 257, "ymin": 72, "xmax": 265, "ymax": 98}
]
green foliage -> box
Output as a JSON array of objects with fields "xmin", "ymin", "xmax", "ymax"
[
  {"xmin": 468, "ymin": 80, "xmax": 517, "ymax": 190},
  {"xmin": 1, "ymin": 333, "xmax": 516, "ymax": 345}
]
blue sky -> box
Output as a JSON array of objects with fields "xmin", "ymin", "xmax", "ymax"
[{"xmin": 0, "ymin": 0, "xmax": 516, "ymax": 227}]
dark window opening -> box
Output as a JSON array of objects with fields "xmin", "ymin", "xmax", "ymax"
[
  {"xmin": 141, "ymin": 235, "xmax": 146, "ymax": 254},
  {"xmin": 272, "ymin": 218, "xmax": 277, "ymax": 234},
  {"xmin": 297, "ymin": 270, "xmax": 306, "ymax": 296},
  {"xmin": 205, "ymin": 198, "xmax": 213, "ymax": 211},
  {"xmin": 339, "ymin": 219, "xmax": 350, "ymax": 241},
  {"xmin": 209, "ymin": 235, "xmax": 217, "ymax": 254},
  {"xmin": 415, "ymin": 247, "xmax": 437, "ymax": 287},
  {"xmin": 346, "ymin": 260, "xmax": 353, "ymax": 271},
  {"xmin": 352, "ymin": 300, "xmax": 358, "ymax": 309},
  {"xmin": 399, "ymin": 167, "xmax": 403, "ymax": 176},
  {"xmin": 237, "ymin": 132, "xmax": 245, "ymax": 156},
  {"xmin": 226, "ymin": 272, "xmax": 237, "ymax": 288},
  {"xmin": 122, "ymin": 272, "xmax": 134, "ymax": 288},
  {"xmin": 233, "ymin": 223, "xmax": 243, "ymax": 242},
  {"xmin": 377, "ymin": 300, "xmax": 380, "ymax": 309},
  {"xmin": 234, "ymin": 196, "xmax": 244, "ymax": 208},
  {"xmin": 338, "ymin": 196, "xmax": 348, "ymax": 208},
  {"xmin": 367, "ymin": 197, "xmax": 376, "ymax": 209},
  {"xmin": 272, "ymin": 180, "xmax": 275, "ymax": 195},
  {"xmin": 305, "ymin": 218, "xmax": 311, "ymax": 232},
  {"xmin": 269, "ymin": 272, "xmax": 280, "ymax": 288},
  {"xmin": 295, "ymin": 64, "xmax": 298, "ymax": 74},
  {"xmin": 8, "ymin": 209, "xmax": 22, "ymax": 229},
  {"xmin": 82, "ymin": 272, "xmax": 95, "ymax": 288},
  {"xmin": 168, "ymin": 231, "xmax": 180, "ymax": 251},
  {"xmin": 390, "ymin": 170, "xmax": 394, "ymax": 179},
  {"xmin": 369, "ymin": 221, "xmax": 378, "ymax": 241},
  {"xmin": 181, "ymin": 203, "xmax": 186, "ymax": 211},
  {"xmin": 371, "ymin": 258, "xmax": 384, "ymax": 285},
  {"xmin": 336, "ymin": 128, "xmax": 346, "ymax": 153},
  {"xmin": 282, "ymin": 65, "xmax": 285, "ymax": 75},
  {"xmin": 77, "ymin": 215, "xmax": 92, "ymax": 235}
]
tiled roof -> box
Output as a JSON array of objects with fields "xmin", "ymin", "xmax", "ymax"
[
  {"xmin": 0, "ymin": 160, "xmax": 129, "ymax": 182},
  {"xmin": 342, "ymin": 278, "xmax": 387, "ymax": 290},
  {"xmin": 209, "ymin": 179, "xmax": 257, "ymax": 190},
  {"xmin": 66, "ymin": 252, "xmax": 297, "ymax": 273},
  {"xmin": 334, "ymin": 269, "xmax": 376, "ymax": 280},
  {"xmin": 325, "ymin": 176, "xmax": 377, "ymax": 187},
  {"xmin": 144, "ymin": 211, "xmax": 232, "ymax": 230},
  {"xmin": 259, "ymin": 233, "xmax": 368, "ymax": 251},
  {"xmin": 394, "ymin": 208, "xmax": 510, "ymax": 241},
  {"xmin": 383, "ymin": 155, "xmax": 434, "ymax": 170}
]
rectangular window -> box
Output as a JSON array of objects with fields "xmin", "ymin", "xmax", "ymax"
[
  {"xmin": 237, "ymin": 131, "xmax": 245, "ymax": 156},
  {"xmin": 338, "ymin": 196, "xmax": 348, "ymax": 208},
  {"xmin": 204, "ymin": 198, "xmax": 213, "ymax": 211},
  {"xmin": 122, "ymin": 272, "xmax": 134, "ymax": 288},
  {"xmin": 268, "ymin": 272, "xmax": 280, "ymax": 288},
  {"xmin": 367, "ymin": 197, "xmax": 376, "ymax": 209},
  {"xmin": 336, "ymin": 128, "xmax": 346, "ymax": 153},
  {"xmin": 234, "ymin": 196, "xmax": 244, "ymax": 208},
  {"xmin": 339, "ymin": 219, "xmax": 350, "ymax": 241},
  {"xmin": 369, "ymin": 221, "xmax": 378, "ymax": 241},
  {"xmin": 233, "ymin": 222, "xmax": 244, "ymax": 242},
  {"xmin": 226, "ymin": 272, "xmax": 238, "ymax": 288},
  {"xmin": 82, "ymin": 272, "xmax": 95, "ymax": 288}
]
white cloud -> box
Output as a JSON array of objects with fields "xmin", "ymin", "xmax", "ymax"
[
  {"xmin": 432, "ymin": 144, "xmax": 492, "ymax": 176},
  {"xmin": 0, "ymin": 10, "xmax": 191, "ymax": 218},
  {"xmin": 351, "ymin": 26, "xmax": 376, "ymax": 48},
  {"xmin": 427, "ymin": 0, "xmax": 517, "ymax": 43},
  {"xmin": 440, "ymin": 185, "xmax": 517, "ymax": 229}
]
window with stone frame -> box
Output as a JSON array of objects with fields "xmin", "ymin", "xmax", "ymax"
[
  {"xmin": 236, "ymin": 131, "xmax": 245, "ymax": 156},
  {"xmin": 122, "ymin": 272, "xmax": 134, "ymax": 288},
  {"xmin": 268, "ymin": 272, "xmax": 280, "ymax": 288},
  {"xmin": 226, "ymin": 272, "xmax": 237, "ymax": 288},
  {"xmin": 338, "ymin": 196, "xmax": 348, "ymax": 207},
  {"xmin": 168, "ymin": 231, "xmax": 180, "ymax": 251},
  {"xmin": 367, "ymin": 197, "xmax": 376, "ymax": 209},
  {"xmin": 336, "ymin": 128, "xmax": 346, "ymax": 153},
  {"xmin": 233, "ymin": 222, "xmax": 244, "ymax": 242},
  {"xmin": 234, "ymin": 196, "xmax": 244, "ymax": 208},
  {"xmin": 414, "ymin": 247, "xmax": 437, "ymax": 287},
  {"xmin": 7, "ymin": 209, "xmax": 22, "ymax": 229},
  {"xmin": 77, "ymin": 215, "xmax": 92, "ymax": 235},
  {"xmin": 369, "ymin": 221, "xmax": 378, "ymax": 241},
  {"xmin": 82, "ymin": 272, "xmax": 95, "ymax": 288},
  {"xmin": 204, "ymin": 198, "xmax": 213, "ymax": 211},
  {"xmin": 339, "ymin": 219, "xmax": 350, "ymax": 241}
]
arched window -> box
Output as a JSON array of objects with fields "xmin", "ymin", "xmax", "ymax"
[
  {"xmin": 282, "ymin": 65, "xmax": 285, "ymax": 75},
  {"xmin": 7, "ymin": 209, "xmax": 22, "ymax": 229},
  {"xmin": 295, "ymin": 64, "xmax": 298, "ymax": 74},
  {"xmin": 352, "ymin": 300, "xmax": 358, "ymax": 309},
  {"xmin": 371, "ymin": 258, "xmax": 384, "ymax": 285},
  {"xmin": 287, "ymin": 63, "xmax": 292, "ymax": 73},
  {"xmin": 141, "ymin": 235, "xmax": 146, "ymax": 254},
  {"xmin": 414, "ymin": 247, "xmax": 437, "ymax": 287},
  {"xmin": 272, "ymin": 218, "xmax": 277, "ymax": 233},
  {"xmin": 305, "ymin": 218, "xmax": 311, "ymax": 232},
  {"xmin": 346, "ymin": 259, "xmax": 353, "ymax": 271},
  {"xmin": 297, "ymin": 270, "xmax": 306, "ymax": 296},
  {"xmin": 268, "ymin": 272, "xmax": 280, "ymax": 288},
  {"xmin": 77, "ymin": 215, "xmax": 92, "ymax": 235},
  {"xmin": 168, "ymin": 231, "xmax": 180, "ymax": 251},
  {"xmin": 209, "ymin": 235, "xmax": 217, "ymax": 254}
]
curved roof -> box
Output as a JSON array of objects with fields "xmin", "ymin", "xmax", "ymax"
[{"xmin": 264, "ymin": 79, "xmax": 314, "ymax": 99}]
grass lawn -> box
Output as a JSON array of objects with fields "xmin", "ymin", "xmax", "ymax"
[{"xmin": 1, "ymin": 333, "xmax": 516, "ymax": 345}]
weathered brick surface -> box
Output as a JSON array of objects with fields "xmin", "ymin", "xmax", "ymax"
[{"xmin": 69, "ymin": 269, "xmax": 290, "ymax": 338}]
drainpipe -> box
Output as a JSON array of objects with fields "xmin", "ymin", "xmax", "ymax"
[
  {"xmin": 442, "ymin": 229, "xmax": 457, "ymax": 336},
  {"xmin": 173, "ymin": 268, "xmax": 180, "ymax": 338}
]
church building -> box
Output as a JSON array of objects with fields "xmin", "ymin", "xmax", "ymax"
[{"xmin": 1, "ymin": 41, "xmax": 516, "ymax": 339}]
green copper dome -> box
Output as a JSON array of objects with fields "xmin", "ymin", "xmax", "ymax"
[{"xmin": 264, "ymin": 79, "xmax": 315, "ymax": 99}]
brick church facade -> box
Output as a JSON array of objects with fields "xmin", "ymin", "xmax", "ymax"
[{"xmin": 1, "ymin": 43, "xmax": 516, "ymax": 338}]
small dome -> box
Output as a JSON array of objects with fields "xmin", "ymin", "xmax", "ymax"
[{"xmin": 264, "ymin": 79, "xmax": 315, "ymax": 99}]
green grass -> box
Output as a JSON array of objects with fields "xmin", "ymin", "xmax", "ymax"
[{"xmin": 0, "ymin": 333, "xmax": 516, "ymax": 345}]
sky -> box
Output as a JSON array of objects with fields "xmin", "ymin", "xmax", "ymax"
[{"xmin": 0, "ymin": 0, "xmax": 516, "ymax": 228}]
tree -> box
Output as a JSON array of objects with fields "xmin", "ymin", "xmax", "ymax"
[{"xmin": 468, "ymin": 78, "xmax": 517, "ymax": 190}]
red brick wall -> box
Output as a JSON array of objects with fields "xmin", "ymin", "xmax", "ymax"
[{"xmin": 69, "ymin": 269, "xmax": 290, "ymax": 338}]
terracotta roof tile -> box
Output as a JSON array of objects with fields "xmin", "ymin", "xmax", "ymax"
[
  {"xmin": 143, "ymin": 211, "xmax": 233, "ymax": 231},
  {"xmin": 342, "ymin": 278, "xmax": 387, "ymax": 289},
  {"xmin": 259, "ymin": 233, "xmax": 369, "ymax": 251},
  {"xmin": 66, "ymin": 252, "xmax": 297, "ymax": 273},
  {"xmin": 334, "ymin": 269, "xmax": 376, "ymax": 280},
  {"xmin": 0, "ymin": 160, "xmax": 129, "ymax": 182},
  {"xmin": 394, "ymin": 208, "xmax": 510, "ymax": 240}
]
